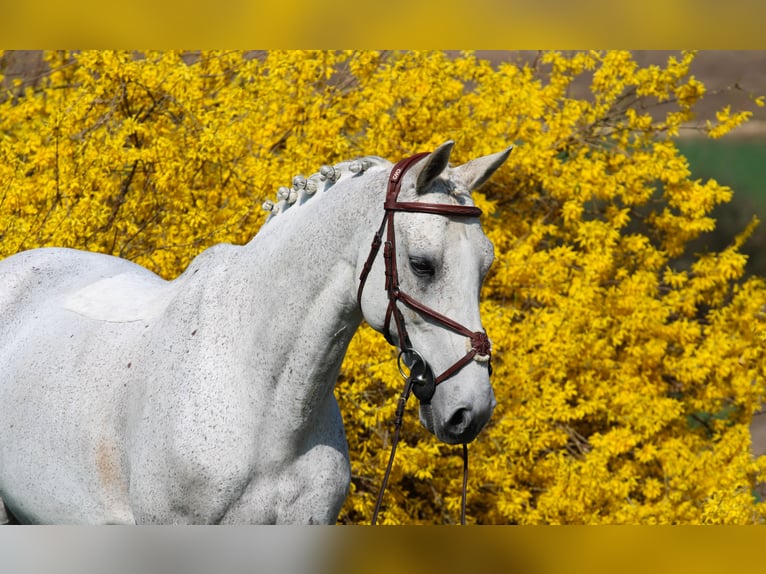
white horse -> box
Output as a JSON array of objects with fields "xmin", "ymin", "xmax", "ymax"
[{"xmin": 0, "ymin": 141, "xmax": 511, "ymax": 524}]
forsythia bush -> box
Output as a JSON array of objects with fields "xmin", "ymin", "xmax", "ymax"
[{"xmin": 1, "ymin": 50, "xmax": 765, "ymax": 524}]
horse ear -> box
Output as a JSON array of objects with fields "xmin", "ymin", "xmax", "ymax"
[
  {"xmin": 415, "ymin": 140, "xmax": 455, "ymax": 192},
  {"xmin": 454, "ymin": 146, "xmax": 513, "ymax": 191}
]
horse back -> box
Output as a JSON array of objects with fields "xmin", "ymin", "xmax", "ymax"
[{"xmin": 1, "ymin": 247, "xmax": 172, "ymax": 326}]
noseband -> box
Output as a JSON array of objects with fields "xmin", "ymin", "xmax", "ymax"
[{"xmin": 357, "ymin": 151, "xmax": 493, "ymax": 524}]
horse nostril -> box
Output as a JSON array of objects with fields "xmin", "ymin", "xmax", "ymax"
[{"xmin": 447, "ymin": 408, "xmax": 470, "ymax": 433}]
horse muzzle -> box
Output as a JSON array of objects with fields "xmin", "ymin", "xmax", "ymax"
[
  {"xmin": 400, "ymin": 348, "xmax": 496, "ymax": 444},
  {"xmin": 420, "ymin": 390, "xmax": 496, "ymax": 445}
]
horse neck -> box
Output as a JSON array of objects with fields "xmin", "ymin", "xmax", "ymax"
[{"xmin": 234, "ymin": 168, "xmax": 387, "ymax": 427}]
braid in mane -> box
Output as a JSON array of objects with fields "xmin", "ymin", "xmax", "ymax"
[{"xmin": 261, "ymin": 156, "xmax": 390, "ymax": 222}]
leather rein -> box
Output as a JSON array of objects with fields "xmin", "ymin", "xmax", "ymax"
[{"xmin": 356, "ymin": 151, "xmax": 493, "ymax": 525}]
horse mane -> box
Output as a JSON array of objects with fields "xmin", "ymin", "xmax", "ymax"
[{"xmin": 261, "ymin": 155, "xmax": 391, "ymax": 222}]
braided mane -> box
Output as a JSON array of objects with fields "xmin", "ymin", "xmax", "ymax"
[{"xmin": 261, "ymin": 155, "xmax": 391, "ymax": 221}]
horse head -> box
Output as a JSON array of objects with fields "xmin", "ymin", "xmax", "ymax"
[{"xmin": 358, "ymin": 141, "xmax": 512, "ymax": 445}]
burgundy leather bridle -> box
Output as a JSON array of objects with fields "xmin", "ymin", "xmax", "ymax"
[{"xmin": 357, "ymin": 151, "xmax": 493, "ymax": 524}]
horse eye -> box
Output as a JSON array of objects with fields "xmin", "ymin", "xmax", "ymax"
[{"xmin": 409, "ymin": 256, "xmax": 435, "ymax": 278}]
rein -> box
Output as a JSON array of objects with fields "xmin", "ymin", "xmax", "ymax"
[{"xmin": 357, "ymin": 151, "xmax": 492, "ymax": 525}]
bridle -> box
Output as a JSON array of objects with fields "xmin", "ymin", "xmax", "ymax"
[{"xmin": 356, "ymin": 151, "xmax": 493, "ymax": 524}]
